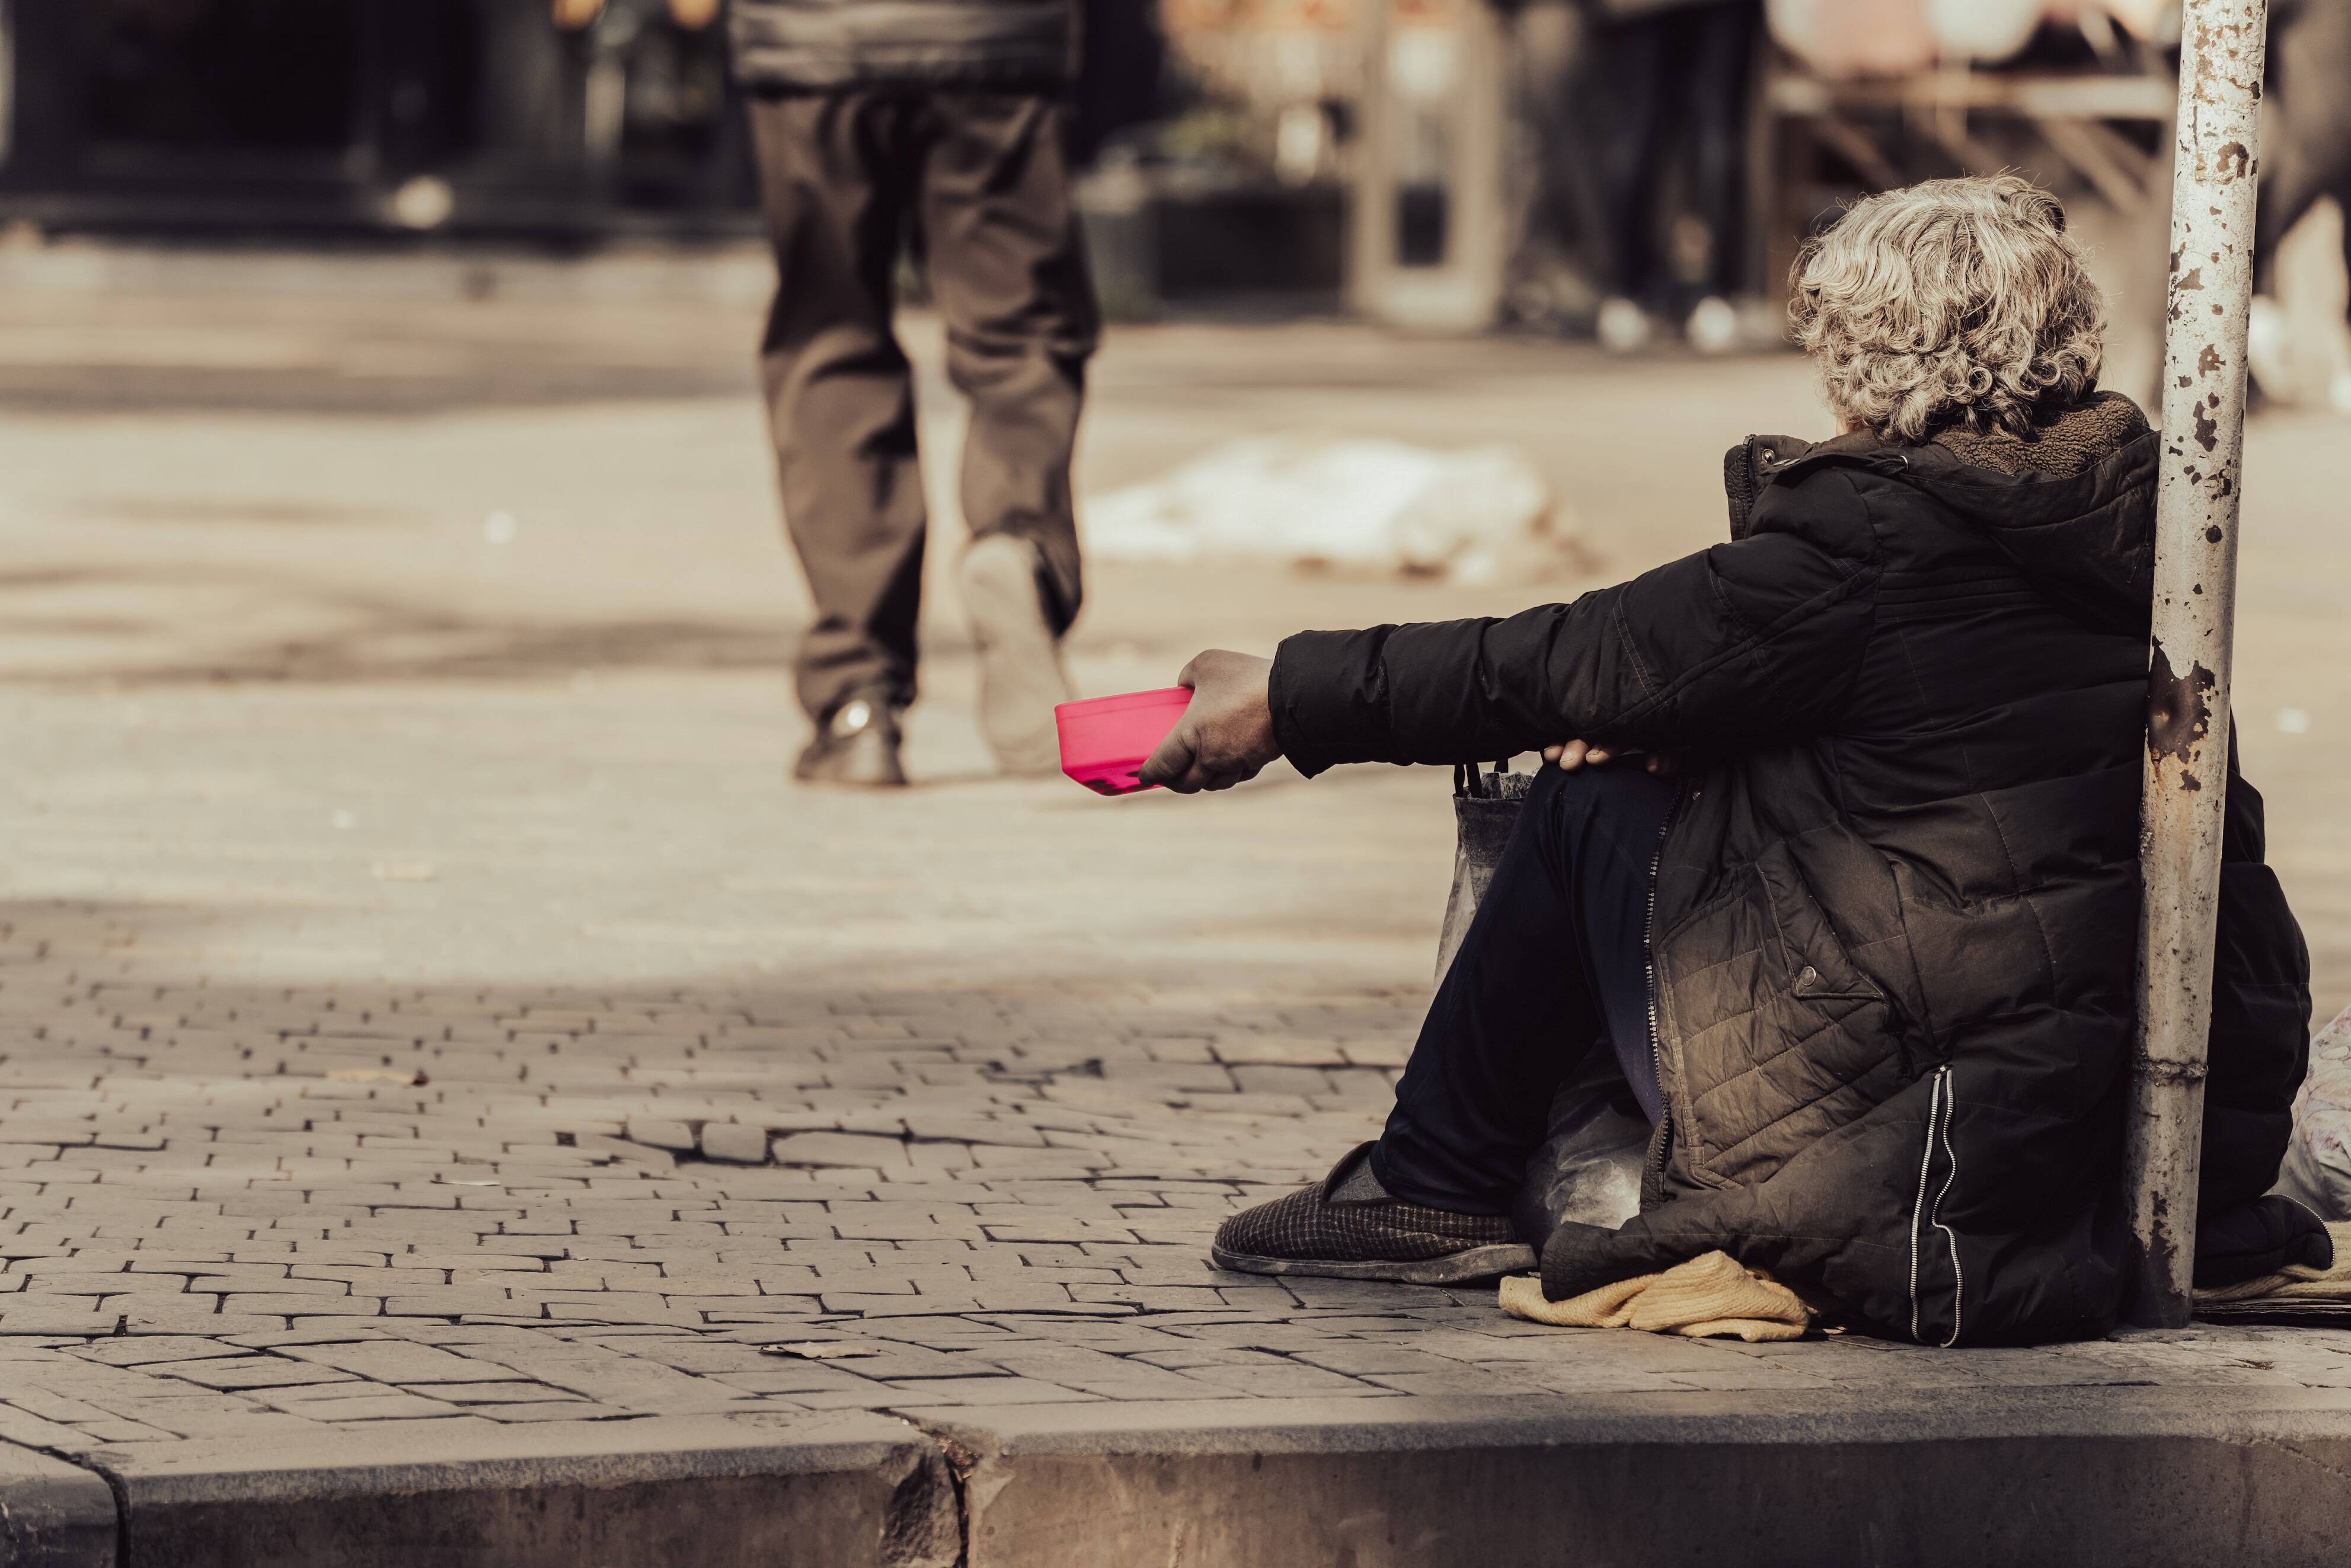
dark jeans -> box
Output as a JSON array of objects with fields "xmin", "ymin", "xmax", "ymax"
[
  {"xmin": 746, "ymin": 90, "xmax": 1100, "ymax": 722},
  {"xmin": 2257, "ymin": 0, "xmax": 2351, "ymax": 309},
  {"xmin": 1571, "ymin": 0, "xmax": 1756, "ymax": 304},
  {"xmin": 1371, "ymin": 762, "xmax": 1676, "ymax": 1216}
]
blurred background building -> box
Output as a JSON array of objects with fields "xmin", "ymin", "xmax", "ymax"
[
  {"xmin": 0, "ymin": 0, "xmax": 1167, "ymax": 240},
  {"xmin": 0, "ymin": 0, "xmax": 2340, "ymax": 403},
  {"xmin": 0, "ymin": 0, "xmax": 745, "ymax": 237}
]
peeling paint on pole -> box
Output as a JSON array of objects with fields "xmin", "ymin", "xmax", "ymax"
[{"xmin": 2124, "ymin": 0, "xmax": 2268, "ymax": 1329}]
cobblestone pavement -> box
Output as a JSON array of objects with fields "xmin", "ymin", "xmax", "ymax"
[{"xmin": 7, "ymin": 285, "xmax": 2351, "ymax": 1468}]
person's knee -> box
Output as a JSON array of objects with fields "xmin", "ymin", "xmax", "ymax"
[
  {"xmin": 1527, "ymin": 753, "xmax": 1673, "ymax": 834},
  {"xmin": 1527, "ymin": 754, "xmax": 1614, "ymax": 807}
]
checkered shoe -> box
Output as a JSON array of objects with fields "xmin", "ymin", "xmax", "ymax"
[{"xmin": 1211, "ymin": 1142, "xmax": 1537, "ymax": 1285}]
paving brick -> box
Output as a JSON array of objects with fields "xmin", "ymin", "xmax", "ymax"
[
  {"xmin": 229, "ymin": 1295, "xmax": 385, "ymax": 1317},
  {"xmin": 0, "ymin": 1403, "xmax": 97, "ymax": 1453},
  {"xmin": 274, "ymin": 1341, "xmax": 516, "ymax": 1384},
  {"xmin": 881, "ymin": 1376, "xmax": 1096, "ymax": 1406},
  {"xmin": 255, "ymin": 1388, "xmax": 471, "ymax": 1420},
  {"xmin": 769, "ymin": 1132, "xmax": 911, "ymax": 1170},
  {"xmin": 698, "ymin": 1123, "xmax": 771, "ymax": 1164},
  {"xmin": 474, "ymin": 1400, "xmax": 637, "ymax": 1422},
  {"xmin": 71, "ymin": 1336, "xmax": 254, "ymax": 1368},
  {"xmin": 421, "ymin": 1381, "xmax": 583, "ymax": 1403},
  {"xmin": 0, "ymin": 1299, "xmax": 110, "ymax": 1334},
  {"xmin": 4, "ymin": 1387, "xmax": 120, "ymax": 1424},
  {"xmin": 161, "ymin": 1358, "xmax": 362, "ymax": 1391}
]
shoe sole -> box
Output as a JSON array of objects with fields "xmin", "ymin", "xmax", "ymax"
[
  {"xmin": 960, "ymin": 537, "xmax": 1071, "ymax": 775},
  {"xmin": 791, "ymin": 736, "xmax": 907, "ymax": 788},
  {"xmin": 1210, "ymin": 1241, "xmax": 1536, "ymax": 1285},
  {"xmin": 791, "ymin": 765, "xmax": 907, "ymax": 788}
]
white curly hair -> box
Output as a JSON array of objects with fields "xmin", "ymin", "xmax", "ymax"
[{"xmin": 1789, "ymin": 174, "xmax": 2107, "ymax": 443}]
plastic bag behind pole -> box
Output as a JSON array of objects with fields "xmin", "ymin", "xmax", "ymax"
[{"xmin": 2278, "ymin": 1005, "xmax": 2351, "ymax": 1221}]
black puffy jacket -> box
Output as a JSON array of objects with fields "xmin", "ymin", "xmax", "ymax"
[
  {"xmin": 1269, "ymin": 394, "xmax": 2315, "ymax": 1344},
  {"xmin": 727, "ymin": 0, "xmax": 1075, "ymax": 91}
]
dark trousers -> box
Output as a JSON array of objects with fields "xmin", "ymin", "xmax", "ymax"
[
  {"xmin": 746, "ymin": 90, "xmax": 1099, "ymax": 721},
  {"xmin": 1371, "ymin": 762, "xmax": 1676, "ymax": 1216},
  {"xmin": 2257, "ymin": 0, "xmax": 2351, "ymax": 310},
  {"xmin": 1571, "ymin": 0, "xmax": 1756, "ymax": 304}
]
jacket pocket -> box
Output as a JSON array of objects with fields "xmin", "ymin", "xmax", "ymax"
[
  {"xmin": 1679, "ymin": 850, "xmax": 1911, "ymax": 1185},
  {"xmin": 1761, "ymin": 838, "xmax": 1948, "ymax": 1085},
  {"xmin": 1756, "ymin": 847, "xmax": 1884, "ymax": 1003}
]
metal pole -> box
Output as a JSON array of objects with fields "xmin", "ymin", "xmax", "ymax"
[
  {"xmin": 1346, "ymin": 0, "xmax": 1393, "ymax": 320},
  {"xmin": 2123, "ymin": 0, "xmax": 2267, "ymax": 1329},
  {"xmin": 1347, "ymin": 0, "xmax": 1507, "ymax": 330}
]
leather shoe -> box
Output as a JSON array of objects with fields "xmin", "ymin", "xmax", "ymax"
[{"xmin": 794, "ymin": 691, "xmax": 906, "ymax": 787}]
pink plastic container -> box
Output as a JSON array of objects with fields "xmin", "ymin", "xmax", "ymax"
[{"xmin": 1055, "ymin": 688, "xmax": 1192, "ymax": 796}]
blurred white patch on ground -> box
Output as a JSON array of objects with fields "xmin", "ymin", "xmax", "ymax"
[{"xmin": 1078, "ymin": 435, "xmax": 1572, "ymax": 584}]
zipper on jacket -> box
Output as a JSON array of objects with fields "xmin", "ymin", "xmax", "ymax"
[
  {"xmin": 1643, "ymin": 779, "xmax": 1690, "ymax": 1183},
  {"xmin": 1906, "ymin": 1064, "xmax": 1965, "ymax": 1347}
]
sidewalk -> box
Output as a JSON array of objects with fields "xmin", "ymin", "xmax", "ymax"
[{"xmin": 5, "ymin": 279, "xmax": 2351, "ymax": 1564}]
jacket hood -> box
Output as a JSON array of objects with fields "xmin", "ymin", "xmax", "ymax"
[{"xmin": 1729, "ymin": 392, "xmax": 2161, "ymax": 637}]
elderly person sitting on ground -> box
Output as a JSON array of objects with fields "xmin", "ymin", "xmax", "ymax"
[{"xmin": 1139, "ymin": 174, "xmax": 2325, "ymax": 1346}]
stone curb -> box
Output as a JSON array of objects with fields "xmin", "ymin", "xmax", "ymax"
[
  {"xmin": 2, "ymin": 1413, "xmax": 954, "ymax": 1568},
  {"xmin": 0, "ymin": 1441, "xmax": 118, "ymax": 1568},
  {"xmin": 15, "ymin": 1386, "xmax": 2351, "ymax": 1566},
  {"xmin": 905, "ymin": 1387, "xmax": 2351, "ymax": 1568}
]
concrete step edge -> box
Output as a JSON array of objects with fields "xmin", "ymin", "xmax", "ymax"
[
  {"xmin": 0, "ymin": 1437, "xmax": 121, "ymax": 1568},
  {"xmin": 903, "ymin": 1387, "xmax": 2351, "ymax": 1568},
  {"xmin": 21, "ymin": 1412, "xmax": 958, "ymax": 1568}
]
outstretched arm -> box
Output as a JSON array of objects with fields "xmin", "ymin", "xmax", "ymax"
[
  {"xmin": 1132, "ymin": 653, "xmax": 1675, "ymax": 792},
  {"xmin": 1139, "ymin": 470, "xmax": 1882, "ymax": 789},
  {"xmin": 1270, "ymin": 527, "xmax": 1880, "ymax": 776}
]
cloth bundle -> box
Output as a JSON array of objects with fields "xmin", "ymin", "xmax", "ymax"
[{"xmin": 1499, "ymin": 1250, "xmax": 1814, "ymax": 1343}]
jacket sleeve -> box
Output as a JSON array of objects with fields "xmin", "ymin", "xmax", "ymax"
[{"xmin": 1267, "ymin": 471, "xmax": 1883, "ymax": 777}]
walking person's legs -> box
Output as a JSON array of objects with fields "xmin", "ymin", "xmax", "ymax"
[
  {"xmin": 2251, "ymin": 0, "xmax": 2351, "ymax": 411},
  {"xmin": 1574, "ymin": 14, "xmax": 1671, "ymax": 349},
  {"xmin": 1213, "ymin": 762, "xmax": 1677, "ymax": 1283},
  {"xmin": 748, "ymin": 91, "xmax": 926, "ymax": 785},
  {"xmin": 1670, "ymin": 0, "xmax": 1759, "ymax": 347},
  {"xmin": 1499, "ymin": 0, "xmax": 1600, "ymax": 327},
  {"xmin": 2254, "ymin": 0, "xmax": 2351, "ymax": 277},
  {"xmin": 917, "ymin": 92, "xmax": 1100, "ymax": 773}
]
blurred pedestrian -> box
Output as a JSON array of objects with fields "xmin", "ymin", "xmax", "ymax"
[
  {"xmin": 726, "ymin": 0, "xmax": 1098, "ymax": 786},
  {"xmin": 1572, "ymin": 0, "xmax": 1760, "ymax": 355},
  {"xmin": 554, "ymin": 0, "xmax": 722, "ymax": 31},
  {"xmin": 1491, "ymin": 0, "xmax": 1602, "ymax": 330},
  {"xmin": 2248, "ymin": 0, "xmax": 2351, "ymax": 413}
]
